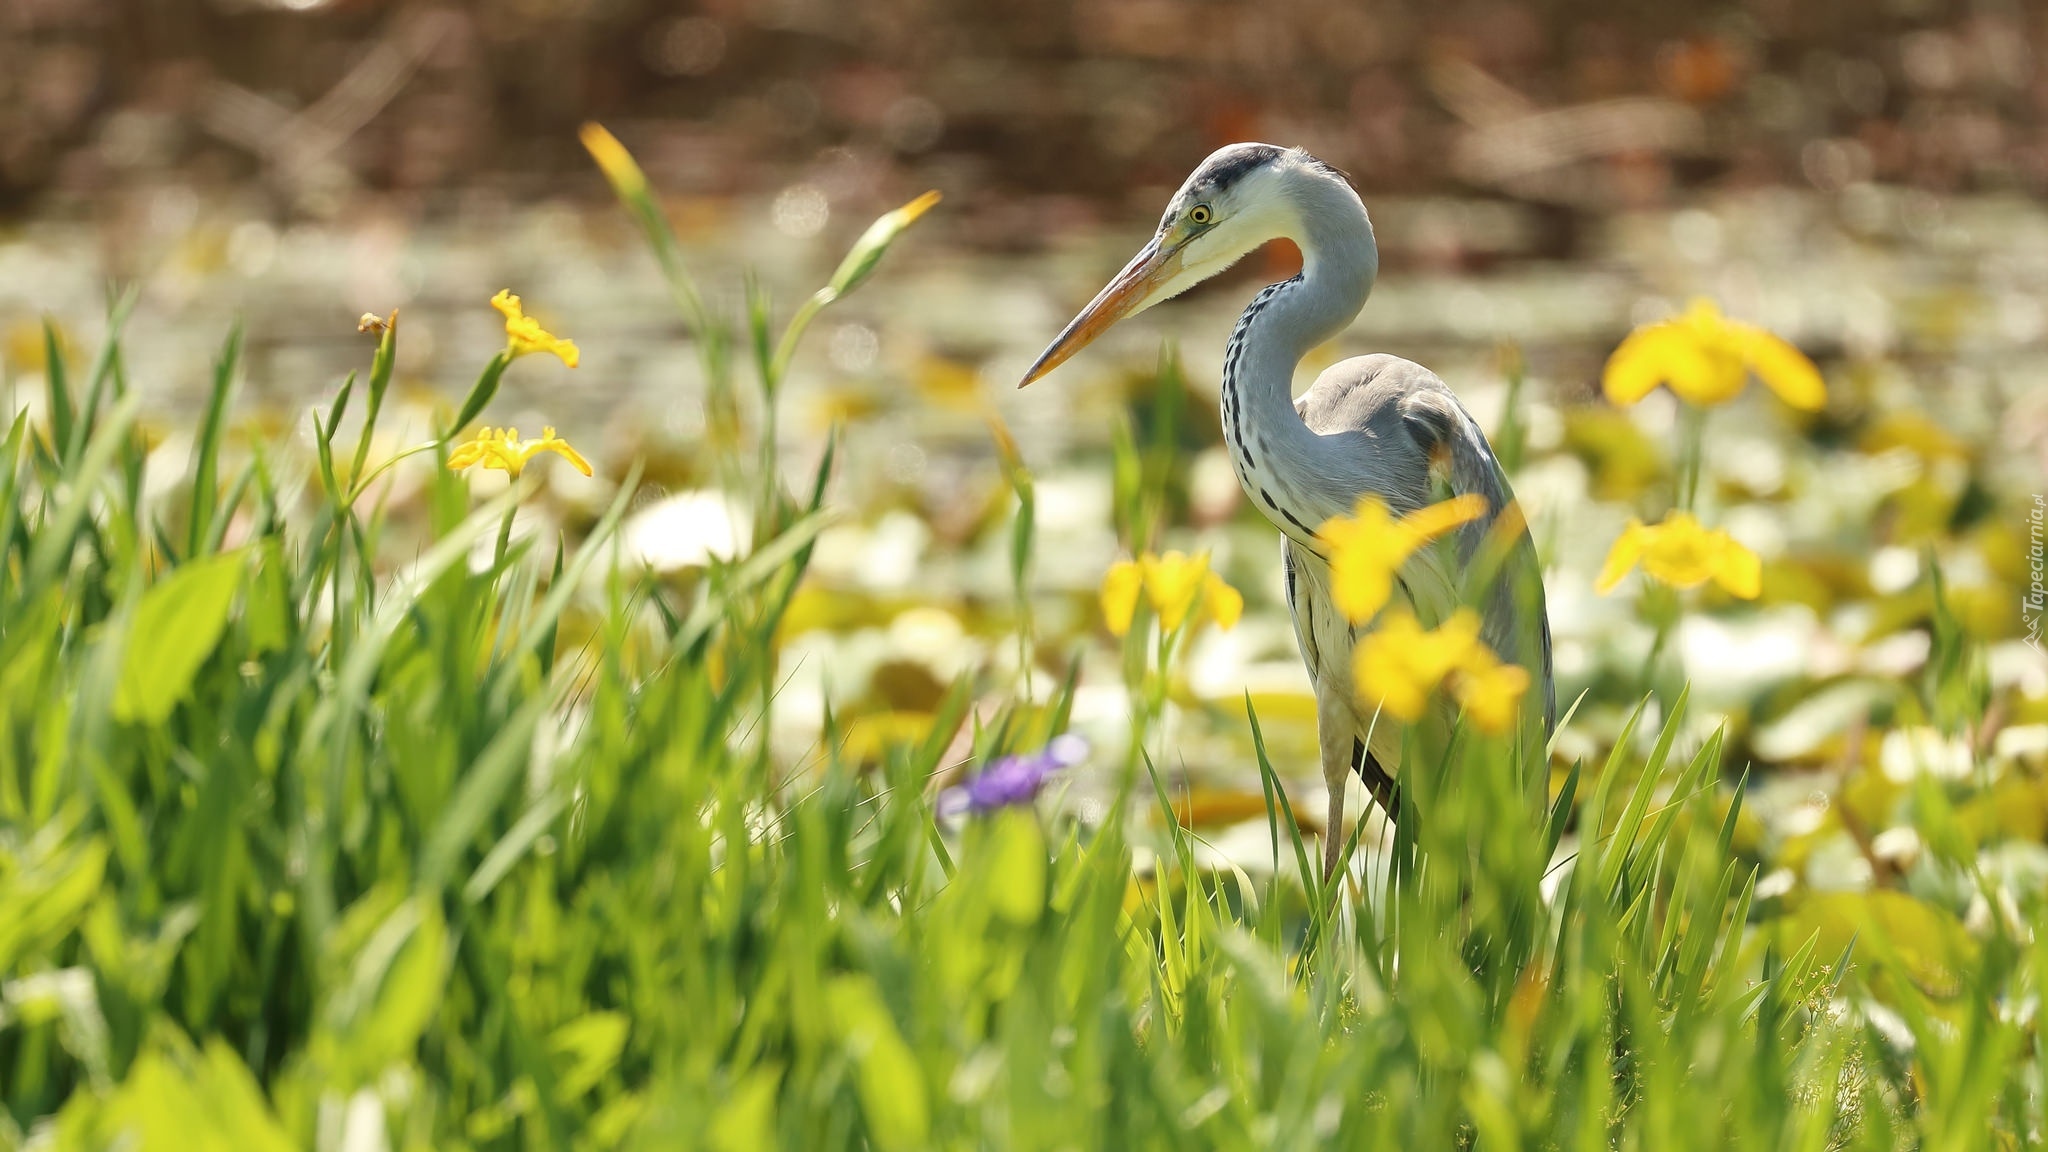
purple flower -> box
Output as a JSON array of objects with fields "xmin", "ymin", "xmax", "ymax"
[{"xmin": 939, "ymin": 735, "xmax": 1089, "ymax": 817}]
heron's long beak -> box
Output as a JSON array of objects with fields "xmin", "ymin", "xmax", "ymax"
[{"xmin": 1019, "ymin": 236, "xmax": 1184, "ymax": 387}]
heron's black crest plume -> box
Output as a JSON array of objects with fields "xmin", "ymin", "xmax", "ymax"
[{"xmin": 1188, "ymin": 142, "xmax": 1287, "ymax": 195}]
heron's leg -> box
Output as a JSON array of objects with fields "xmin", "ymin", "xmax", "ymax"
[
  {"xmin": 1324, "ymin": 739, "xmax": 1401, "ymax": 881},
  {"xmin": 1317, "ymin": 691, "xmax": 1354, "ymax": 881}
]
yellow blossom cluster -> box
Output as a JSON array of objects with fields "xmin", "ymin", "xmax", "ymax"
[
  {"xmin": 447, "ymin": 426, "xmax": 592, "ymax": 479},
  {"xmin": 1602, "ymin": 298, "xmax": 1824, "ymax": 411},
  {"xmin": 1100, "ymin": 550, "xmax": 1243, "ymax": 637},
  {"xmin": 490, "ymin": 290, "xmax": 580, "ymax": 368},
  {"xmin": 1318, "ymin": 494, "xmax": 1487, "ymax": 624},
  {"xmin": 1353, "ymin": 608, "xmax": 1531, "ymax": 735},
  {"xmin": 1596, "ymin": 511, "xmax": 1760, "ymax": 599}
]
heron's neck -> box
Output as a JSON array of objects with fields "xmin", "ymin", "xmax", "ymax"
[{"xmin": 1221, "ymin": 183, "xmax": 1377, "ymax": 544}]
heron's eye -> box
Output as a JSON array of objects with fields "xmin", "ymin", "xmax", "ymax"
[{"xmin": 1188, "ymin": 205, "xmax": 1213, "ymax": 225}]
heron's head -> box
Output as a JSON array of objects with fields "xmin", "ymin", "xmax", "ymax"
[{"xmin": 1020, "ymin": 142, "xmax": 1363, "ymax": 387}]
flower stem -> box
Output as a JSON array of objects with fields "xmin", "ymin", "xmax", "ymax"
[
  {"xmin": 767, "ymin": 288, "xmax": 836, "ymax": 394},
  {"xmin": 493, "ymin": 499, "xmax": 517, "ymax": 569},
  {"xmin": 1640, "ymin": 584, "xmax": 1681, "ymax": 689},
  {"xmin": 346, "ymin": 442, "xmax": 439, "ymax": 506},
  {"xmin": 1676, "ymin": 406, "xmax": 1706, "ymax": 512}
]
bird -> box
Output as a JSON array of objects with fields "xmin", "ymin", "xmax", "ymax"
[{"xmin": 1019, "ymin": 143, "xmax": 1555, "ymax": 878}]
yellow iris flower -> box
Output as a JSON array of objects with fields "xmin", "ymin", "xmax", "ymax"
[
  {"xmin": 1352, "ymin": 608, "xmax": 1482, "ymax": 723},
  {"xmin": 1318, "ymin": 494, "xmax": 1488, "ymax": 625},
  {"xmin": 447, "ymin": 426, "xmax": 593, "ymax": 479},
  {"xmin": 1352, "ymin": 607, "xmax": 1532, "ymax": 734},
  {"xmin": 1602, "ymin": 298, "xmax": 1824, "ymax": 411},
  {"xmin": 1451, "ymin": 645, "xmax": 1532, "ymax": 736},
  {"xmin": 1101, "ymin": 550, "xmax": 1244, "ymax": 637},
  {"xmin": 1596, "ymin": 511, "xmax": 1761, "ymax": 598},
  {"xmin": 490, "ymin": 290, "xmax": 580, "ymax": 368}
]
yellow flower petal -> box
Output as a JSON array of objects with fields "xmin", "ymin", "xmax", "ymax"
[
  {"xmin": 486, "ymin": 427, "xmax": 526, "ymax": 475},
  {"xmin": 1141, "ymin": 551, "xmax": 1210, "ymax": 633},
  {"xmin": 1320, "ymin": 495, "xmax": 1484, "ymax": 625},
  {"xmin": 1601, "ymin": 324, "xmax": 1684, "ymax": 406},
  {"xmin": 1732, "ymin": 323, "xmax": 1826, "ymax": 411},
  {"xmin": 1101, "ymin": 560, "xmax": 1143, "ymax": 637},
  {"xmin": 1353, "ymin": 609, "xmax": 1482, "ymax": 723},
  {"xmin": 1321, "ymin": 500, "xmax": 1402, "ymax": 622},
  {"xmin": 1453, "ymin": 649, "xmax": 1531, "ymax": 736},
  {"xmin": 1203, "ymin": 572, "xmax": 1243, "ymax": 631},
  {"xmin": 1636, "ymin": 512, "xmax": 1721, "ymax": 588},
  {"xmin": 1399, "ymin": 493, "xmax": 1488, "ymax": 543},
  {"xmin": 579, "ymin": 122, "xmax": 648, "ymax": 198},
  {"xmin": 1663, "ymin": 346, "xmax": 1747, "ymax": 407},
  {"xmin": 1601, "ymin": 317, "xmax": 1744, "ymax": 408},
  {"xmin": 1329, "ymin": 549, "xmax": 1398, "ymax": 624},
  {"xmin": 531, "ymin": 426, "xmax": 594, "ymax": 477},
  {"xmin": 1712, "ymin": 539, "xmax": 1762, "ymax": 599},
  {"xmin": 1603, "ymin": 298, "xmax": 1803, "ymax": 410},
  {"xmin": 447, "ymin": 430, "xmax": 492, "ymax": 472},
  {"xmin": 1599, "ymin": 511, "xmax": 1761, "ymax": 598},
  {"xmin": 1595, "ymin": 520, "xmax": 1649, "ymax": 594},
  {"xmin": 491, "ymin": 290, "xmax": 580, "ymax": 368},
  {"xmin": 448, "ymin": 424, "xmax": 592, "ymax": 481}
]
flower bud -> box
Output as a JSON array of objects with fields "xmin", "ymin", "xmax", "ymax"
[{"xmin": 827, "ymin": 190, "xmax": 941, "ymax": 298}]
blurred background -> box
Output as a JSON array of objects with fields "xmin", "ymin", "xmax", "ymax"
[
  {"xmin": 7, "ymin": 0, "xmax": 2046, "ymax": 212},
  {"xmin": 5, "ymin": 0, "xmax": 2044, "ymax": 413},
  {"xmin": 3, "ymin": 0, "xmax": 2047, "ymax": 833}
]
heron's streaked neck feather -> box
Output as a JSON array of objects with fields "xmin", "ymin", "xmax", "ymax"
[{"xmin": 1220, "ymin": 167, "xmax": 1377, "ymax": 548}]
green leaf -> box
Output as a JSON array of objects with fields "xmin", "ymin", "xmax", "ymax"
[
  {"xmin": 79, "ymin": 1035, "xmax": 296, "ymax": 1152},
  {"xmin": 462, "ymin": 788, "xmax": 569, "ymax": 904},
  {"xmin": 418, "ymin": 684, "xmax": 558, "ymax": 891},
  {"xmin": 243, "ymin": 544, "xmax": 292, "ymax": 654},
  {"xmin": 0, "ymin": 833, "xmax": 108, "ymax": 974},
  {"xmin": 824, "ymin": 974, "xmax": 929, "ymax": 1152},
  {"xmin": 549, "ymin": 1012, "xmax": 630, "ymax": 1101},
  {"xmin": 112, "ymin": 550, "xmax": 247, "ymax": 725},
  {"xmin": 450, "ymin": 350, "xmax": 511, "ymax": 435},
  {"xmin": 983, "ymin": 809, "xmax": 1048, "ymax": 927},
  {"xmin": 331, "ymin": 896, "xmax": 450, "ymax": 1082},
  {"xmin": 710, "ymin": 1067, "xmax": 783, "ymax": 1152}
]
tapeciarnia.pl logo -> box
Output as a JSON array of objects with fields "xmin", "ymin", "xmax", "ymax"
[{"xmin": 2028, "ymin": 494, "xmax": 2045, "ymax": 654}]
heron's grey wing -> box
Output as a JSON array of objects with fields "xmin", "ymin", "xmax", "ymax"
[{"xmin": 1297, "ymin": 354, "xmax": 1556, "ymax": 734}]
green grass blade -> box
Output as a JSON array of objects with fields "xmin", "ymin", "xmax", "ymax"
[
  {"xmin": 67, "ymin": 289, "xmax": 138, "ymax": 465},
  {"xmin": 1597, "ymin": 686, "xmax": 1688, "ymax": 897},
  {"xmin": 187, "ymin": 324, "xmax": 242, "ymax": 557},
  {"xmin": 25, "ymin": 394, "xmax": 139, "ymax": 597},
  {"xmin": 42, "ymin": 319, "xmax": 73, "ymax": 458}
]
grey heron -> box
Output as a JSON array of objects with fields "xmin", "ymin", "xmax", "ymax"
[{"xmin": 1020, "ymin": 143, "xmax": 1555, "ymax": 877}]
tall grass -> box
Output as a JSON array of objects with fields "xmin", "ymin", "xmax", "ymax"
[{"xmin": 0, "ymin": 132, "xmax": 2036, "ymax": 1149}]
